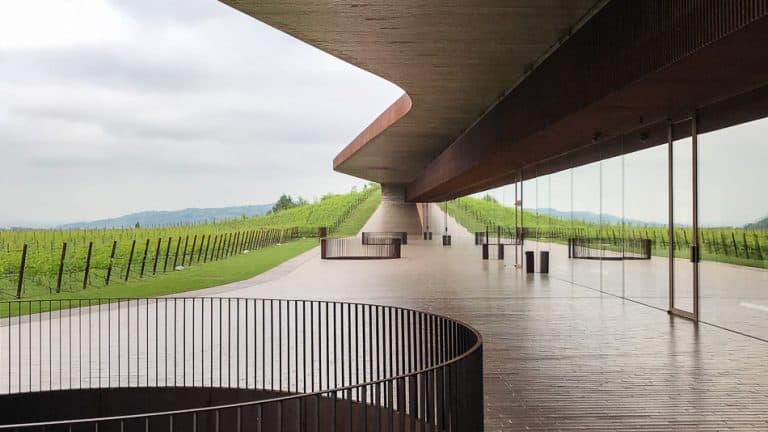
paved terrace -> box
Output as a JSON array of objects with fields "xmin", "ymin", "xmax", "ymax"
[{"xmin": 198, "ymin": 203, "xmax": 768, "ymax": 431}]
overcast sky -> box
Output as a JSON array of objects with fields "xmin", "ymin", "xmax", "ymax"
[{"xmin": 0, "ymin": 0, "xmax": 403, "ymax": 227}]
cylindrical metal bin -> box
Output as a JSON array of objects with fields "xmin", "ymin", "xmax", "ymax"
[
  {"xmin": 525, "ymin": 250, "xmax": 534, "ymax": 273},
  {"xmin": 539, "ymin": 251, "xmax": 549, "ymax": 274}
]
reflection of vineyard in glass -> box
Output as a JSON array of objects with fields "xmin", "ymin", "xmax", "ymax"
[
  {"xmin": 443, "ymin": 196, "xmax": 768, "ymax": 269},
  {"xmin": 0, "ymin": 186, "xmax": 379, "ymax": 298}
]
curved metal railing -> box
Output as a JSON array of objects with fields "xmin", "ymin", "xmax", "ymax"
[
  {"xmin": 361, "ymin": 232, "xmax": 408, "ymax": 246},
  {"xmin": 568, "ymin": 237, "xmax": 652, "ymax": 260},
  {"xmin": 320, "ymin": 238, "xmax": 402, "ymax": 259},
  {"xmin": 0, "ymin": 297, "xmax": 482, "ymax": 431}
]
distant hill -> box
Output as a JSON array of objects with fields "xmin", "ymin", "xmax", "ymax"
[
  {"xmin": 58, "ymin": 204, "xmax": 273, "ymax": 229},
  {"xmin": 526, "ymin": 208, "xmax": 664, "ymax": 227},
  {"xmin": 745, "ymin": 216, "xmax": 768, "ymax": 230}
]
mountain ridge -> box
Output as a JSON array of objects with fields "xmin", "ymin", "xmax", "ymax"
[
  {"xmin": 57, "ymin": 204, "xmax": 273, "ymax": 229},
  {"xmin": 745, "ymin": 215, "xmax": 768, "ymax": 230},
  {"xmin": 525, "ymin": 208, "xmax": 665, "ymax": 227}
]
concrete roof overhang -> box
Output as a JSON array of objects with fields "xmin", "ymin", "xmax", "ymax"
[
  {"xmin": 219, "ymin": 0, "xmax": 602, "ymax": 184},
  {"xmin": 221, "ymin": 1, "xmax": 768, "ymax": 202}
]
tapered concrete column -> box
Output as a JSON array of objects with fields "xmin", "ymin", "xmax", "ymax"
[
  {"xmin": 360, "ymin": 184, "xmax": 423, "ymax": 235},
  {"xmin": 380, "ymin": 183, "xmax": 407, "ymax": 202}
]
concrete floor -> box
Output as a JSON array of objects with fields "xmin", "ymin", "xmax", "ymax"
[{"xmin": 2, "ymin": 204, "xmax": 768, "ymax": 430}]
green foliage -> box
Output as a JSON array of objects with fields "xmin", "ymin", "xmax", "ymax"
[
  {"xmin": 270, "ymin": 194, "xmax": 307, "ymax": 213},
  {"xmin": 253, "ymin": 187, "xmax": 379, "ymax": 232},
  {"xmin": 444, "ymin": 196, "xmax": 768, "ymax": 269},
  {"xmin": 0, "ymin": 185, "xmax": 381, "ymax": 298}
]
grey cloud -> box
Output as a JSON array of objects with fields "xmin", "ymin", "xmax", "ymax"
[
  {"xmin": 1, "ymin": 47, "xmax": 210, "ymax": 93},
  {"xmin": 0, "ymin": 0, "xmax": 402, "ymax": 225},
  {"xmin": 105, "ymin": 0, "xmax": 225, "ymax": 25}
]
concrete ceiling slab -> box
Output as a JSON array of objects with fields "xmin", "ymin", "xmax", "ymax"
[{"xmin": 220, "ymin": 0, "xmax": 602, "ymax": 184}]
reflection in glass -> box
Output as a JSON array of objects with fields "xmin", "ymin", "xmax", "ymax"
[
  {"xmin": 623, "ymin": 144, "xmax": 669, "ymax": 310},
  {"xmin": 572, "ymin": 161, "xmax": 601, "ymax": 290},
  {"xmin": 672, "ymin": 129, "xmax": 694, "ymax": 313},
  {"xmin": 601, "ymin": 153, "xmax": 624, "ymax": 296},
  {"xmin": 699, "ymin": 117, "xmax": 768, "ymax": 339},
  {"xmin": 523, "ymin": 176, "xmax": 538, "ymax": 259},
  {"xmin": 547, "ymin": 169, "xmax": 572, "ymax": 280},
  {"xmin": 537, "ymin": 174, "xmax": 552, "ymax": 253}
]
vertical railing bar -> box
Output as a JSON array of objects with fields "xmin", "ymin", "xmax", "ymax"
[
  {"xmin": 194, "ymin": 298, "xmax": 199, "ymax": 387},
  {"xmin": 389, "ymin": 378, "xmax": 395, "ymax": 432},
  {"xmin": 288, "ymin": 300, "xmax": 292, "ymax": 393},
  {"xmin": 144, "ymin": 299, "xmax": 150, "ymax": 387},
  {"xmin": 238, "ymin": 298, "xmax": 241, "ymax": 389},
  {"xmin": 376, "ymin": 306, "xmax": 381, "ymax": 382},
  {"xmin": 355, "ymin": 304, "xmax": 360, "ymax": 394},
  {"xmin": 256, "ymin": 404, "xmax": 262, "ymax": 432},
  {"xmin": 302, "ymin": 300, "xmax": 307, "ymax": 394},
  {"xmin": 309, "ymin": 301, "xmax": 314, "ymax": 393},
  {"xmin": 333, "ymin": 303, "xmax": 337, "ymax": 389},
  {"xmin": 325, "ymin": 302, "xmax": 330, "ymax": 392},
  {"xmin": 375, "ymin": 382, "xmax": 381, "ymax": 432},
  {"xmin": 155, "ymin": 298, "xmax": 159, "ymax": 388},
  {"xmin": 369, "ymin": 304, "xmax": 375, "ymax": 385},
  {"xmin": 78, "ymin": 299, "xmax": 82, "ymax": 390},
  {"xmin": 278, "ymin": 300, "xmax": 282, "ymax": 392},
  {"xmin": 183, "ymin": 298, "xmax": 188, "ymax": 387},
  {"xmin": 219, "ymin": 299, "xmax": 223, "ymax": 387},
  {"xmin": 262, "ymin": 299, "xmax": 266, "ymax": 391}
]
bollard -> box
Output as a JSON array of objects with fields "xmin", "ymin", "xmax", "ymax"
[
  {"xmin": 428, "ymin": 232, "xmax": 433, "ymax": 240},
  {"xmin": 525, "ymin": 251, "xmax": 534, "ymax": 273},
  {"xmin": 423, "ymin": 232, "xmax": 428, "ymax": 240},
  {"xmin": 482, "ymin": 244, "xmax": 489, "ymax": 260},
  {"xmin": 540, "ymin": 251, "xmax": 549, "ymax": 274},
  {"xmin": 498, "ymin": 243, "xmax": 505, "ymax": 260},
  {"xmin": 442, "ymin": 235, "xmax": 451, "ymax": 246}
]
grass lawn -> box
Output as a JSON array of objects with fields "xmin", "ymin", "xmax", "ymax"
[{"xmin": 1, "ymin": 238, "xmax": 318, "ymax": 317}]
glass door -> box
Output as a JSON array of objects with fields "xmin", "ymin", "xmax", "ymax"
[{"xmin": 669, "ymin": 118, "xmax": 699, "ymax": 320}]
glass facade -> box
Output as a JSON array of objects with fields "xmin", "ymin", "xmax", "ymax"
[
  {"xmin": 623, "ymin": 144, "xmax": 668, "ymax": 310},
  {"xmin": 699, "ymin": 117, "xmax": 768, "ymax": 340},
  {"xmin": 457, "ymin": 110, "xmax": 768, "ymax": 340}
]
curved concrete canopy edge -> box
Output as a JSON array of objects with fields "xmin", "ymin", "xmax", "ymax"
[
  {"xmin": 218, "ymin": 0, "xmax": 601, "ymax": 191},
  {"xmin": 332, "ymin": 93, "xmax": 411, "ymax": 176}
]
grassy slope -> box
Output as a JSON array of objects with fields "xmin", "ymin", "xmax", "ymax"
[
  {"xmin": 2, "ymin": 188, "xmax": 382, "ymax": 316},
  {"xmin": 333, "ymin": 187, "xmax": 381, "ymax": 236}
]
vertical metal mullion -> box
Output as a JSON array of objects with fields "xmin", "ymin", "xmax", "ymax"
[
  {"xmin": 668, "ymin": 120, "xmax": 675, "ymax": 312},
  {"xmin": 691, "ymin": 111, "xmax": 700, "ymax": 321}
]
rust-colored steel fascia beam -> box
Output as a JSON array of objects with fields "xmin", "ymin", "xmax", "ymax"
[{"xmin": 333, "ymin": 93, "xmax": 412, "ymax": 172}]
